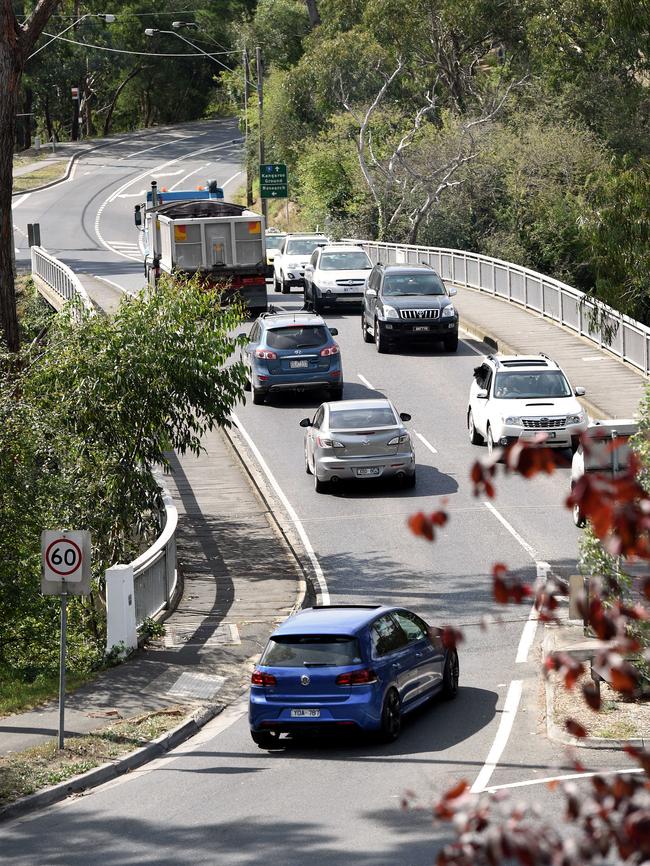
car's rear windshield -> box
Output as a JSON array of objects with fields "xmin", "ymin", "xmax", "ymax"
[
  {"xmin": 383, "ymin": 273, "xmax": 445, "ymax": 296},
  {"xmin": 329, "ymin": 407, "xmax": 397, "ymax": 429},
  {"xmin": 286, "ymin": 239, "xmax": 326, "ymax": 255},
  {"xmin": 493, "ymin": 370, "xmax": 572, "ymax": 399},
  {"xmin": 266, "ymin": 236, "xmax": 286, "ymax": 251},
  {"xmin": 266, "ymin": 326, "xmax": 328, "ymax": 350},
  {"xmin": 261, "ymin": 635, "xmax": 362, "ymax": 667},
  {"xmin": 319, "ymin": 252, "xmax": 371, "ymax": 270}
]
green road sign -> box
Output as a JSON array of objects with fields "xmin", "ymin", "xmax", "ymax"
[{"xmin": 260, "ymin": 163, "xmax": 288, "ymax": 198}]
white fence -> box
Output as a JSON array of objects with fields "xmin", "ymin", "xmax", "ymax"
[
  {"xmin": 130, "ymin": 482, "xmax": 178, "ymax": 627},
  {"xmin": 346, "ymin": 239, "xmax": 650, "ymax": 376},
  {"xmin": 30, "ymin": 246, "xmax": 94, "ymax": 316}
]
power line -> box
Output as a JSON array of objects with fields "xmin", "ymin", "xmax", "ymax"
[{"xmin": 38, "ymin": 32, "xmax": 242, "ymax": 58}]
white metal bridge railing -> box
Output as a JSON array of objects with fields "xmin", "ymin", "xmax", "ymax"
[
  {"xmin": 30, "ymin": 245, "xmax": 94, "ymax": 316},
  {"xmin": 129, "ymin": 482, "xmax": 178, "ymax": 628},
  {"xmin": 345, "ymin": 239, "xmax": 650, "ymax": 376}
]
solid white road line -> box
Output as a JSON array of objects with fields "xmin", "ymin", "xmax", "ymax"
[
  {"xmin": 414, "ymin": 431, "xmax": 438, "ymax": 455},
  {"xmin": 11, "ymin": 194, "xmax": 31, "ymax": 209},
  {"xmin": 93, "ymin": 274, "xmax": 133, "ymax": 295},
  {"xmin": 222, "ymin": 170, "xmax": 242, "ymax": 188},
  {"xmin": 484, "ymin": 501, "xmax": 537, "ymax": 559},
  {"xmin": 357, "ymin": 373, "xmax": 376, "ymax": 390},
  {"xmin": 231, "ymin": 412, "xmax": 330, "ymax": 605},
  {"xmin": 485, "ymin": 767, "xmax": 644, "ymax": 793},
  {"xmin": 471, "ymin": 679, "xmax": 523, "ymax": 793}
]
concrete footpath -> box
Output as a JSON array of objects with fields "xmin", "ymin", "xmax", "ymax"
[{"xmin": 0, "ymin": 427, "xmax": 301, "ymax": 758}]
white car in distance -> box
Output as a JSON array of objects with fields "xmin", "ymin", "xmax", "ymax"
[
  {"xmin": 273, "ymin": 234, "xmax": 328, "ymax": 294},
  {"xmin": 303, "ymin": 244, "xmax": 373, "ymax": 313},
  {"xmin": 467, "ymin": 353, "xmax": 589, "ymax": 455}
]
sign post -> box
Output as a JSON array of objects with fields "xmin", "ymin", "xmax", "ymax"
[
  {"xmin": 260, "ymin": 163, "xmax": 288, "ymax": 199},
  {"xmin": 41, "ymin": 530, "xmax": 91, "ymax": 749}
]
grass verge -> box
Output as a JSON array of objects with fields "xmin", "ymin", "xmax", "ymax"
[
  {"xmin": 13, "ymin": 161, "xmax": 68, "ymax": 192},
  {"xmin": 0, "ymin": 669, "xmax": 98, "ymax": 718},
  {"xmin": 0, "ymin": 706, "xmax": 186, "ymax": 808}
]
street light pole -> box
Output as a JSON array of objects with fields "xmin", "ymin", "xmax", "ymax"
[
  {"xmin": 255, "ymin": 46, "xmax": 267, "ymax": 223},
  {"xmin": 243, "ymin": 48, "xmax": 253, "ymax": 207}
]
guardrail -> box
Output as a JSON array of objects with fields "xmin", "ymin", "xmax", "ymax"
[
  {"xmin": 130, "ymin": 481, "xmax": 178, "ymax": 627},
  {"xmin": 30, "ymin": 246, "xmax": 94, "ymax": 316},
  {"xmin": 345, "ymin": 239, "xmax": 650, "ymax": 376}
]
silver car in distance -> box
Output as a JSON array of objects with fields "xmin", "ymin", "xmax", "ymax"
[{"xmin": 300, "ymin": 398, "xmax": 416, "ymax": 494}]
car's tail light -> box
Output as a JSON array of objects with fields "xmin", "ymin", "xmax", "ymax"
[
  {"xmin": 317, "ymin": 436, "xmax": 344, "ymax": 449},
  {"xmin": 251, "ymin": 670, "xmax": 277, "ymax": 686},
  {"xmin": 255, "ymin": 348, "xmax": 277, "ymax": 360},
  {"xmin": 388, "ymin": 433, "xmax": 410, "ymax": 445},
  {"xmin": 336, "ymin": 669, "xmax": 377, "ymax": 686},
  {"xmin": 320, "ymin": 345, "xmax": 340, "ymax": 357}
]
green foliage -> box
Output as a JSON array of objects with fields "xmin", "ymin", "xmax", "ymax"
[
  {"xmin": 0, "ymin": 275, "xmax": 246, "ymax": 679},
  {"xmin": 138, "ymin": 617, "xmax": 166, "ymax": 643}
]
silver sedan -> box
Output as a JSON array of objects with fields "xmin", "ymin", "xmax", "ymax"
[{"xmin": 300, "ymin": 398, "xmax": 416, "ymax": 493}]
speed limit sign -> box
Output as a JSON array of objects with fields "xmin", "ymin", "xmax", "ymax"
[{"xmin": 41, "ymin": 530, "xmax": 91, "ymax": 595}]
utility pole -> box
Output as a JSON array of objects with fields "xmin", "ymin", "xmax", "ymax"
[
  {"xmin": 255, "ymin": 46, "xmax": 267, "ymax": 223},
  {"xmin": 243, "ymin": 48, "xmax": 253, "ymax": 208}
]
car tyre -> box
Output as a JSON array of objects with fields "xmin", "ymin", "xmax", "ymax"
[
  {"xmin": 313, "ymin": 291, "xmax": 323, "ymax": 314},
  {"xmin": 441, "ymin": 649, "xmax": 460, "ymax": 700},
  {"xmin": 573, "ymin": 503, "xmax": 586, "ymax": 528},
  {"xmin": 252, "ymin": 387, "xmax": 266, "ymax": 405},
  {"xmin": 378, "ymin": 689, "xmax": 401, "ymax": 743},
  {"xmin": 375, "ymin": 319, "xmax": 390, "ymax": 353},
  {"xmin": 305, "ymin": 450, "xmax": 312, "ymax": 475},
  {"xmin": 468, "ymin": 409, "xmax": 484, "ymax": 445},
  {"xmin": 280, "ymin": 275, "xmax": 289, "ymax": 294},
  {"xmin": 251, "ymin": 730, "xmax": 281, "ymax": 749},
  {"xmin": 243, "ymin": 377, "xmax": 251, "ymax": 392},
  {"xmin": 314, "ymin": 472, "xmax": 330, "ymax": 494},
  {"xmin": 361, "ymin": 313, "xmax": 373, "ymax": 343},
  {"xmin": 402, "ymin": 470, "xmax": 416, "ymax": 489},
  {"xmin": 273, "ymin": 274, "xmax": 280, "ymax": 293},
  {"xmin": 444, "ymin": 334, "xmax": 458, "ymax": 352}
]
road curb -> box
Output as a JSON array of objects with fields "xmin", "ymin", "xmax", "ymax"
[
  {"xmin": 459, "ymin": 313, "xmax": 612, "ymax": 422},
  {"xmin": 0, "ymin": 704, "xmax": 223, "ymax": 824},
  {"xmin": 542, "ymin": 628, "xmax": 646, "ymax": 751},
  {"xmin": 221, "ymin": 423, "xmax": 310, "ymax": 614}
]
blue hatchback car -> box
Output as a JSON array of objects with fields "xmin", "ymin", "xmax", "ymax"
[
  {"xmin": 249, "ymin": 605, "xmax": 459, "ymax": 748},
  {"xmin": 242, "ymin": 311, "xmax": 343, "ymax": 405}
]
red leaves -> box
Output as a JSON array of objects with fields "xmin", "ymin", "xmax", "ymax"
[
  {"xmin": 624, "ymin": 811, "xmax": 650, "ymax": 855},
  {"xmin": 440, "ymin": 625, "xmax": 464, "ymax": 649},
  {"xmin": 582, "ymin": 680, "xmax": 602, "ymax": 710},
  {"xmin": 470, "ymin": 437, "xmax": 562, "ymax": 497},
  {"xmin": 565, "ymin": 718, "xmax": 588, "ymax": 738},
  {"xmin": 609, "ymin": 662, "xmax": 639, "ymax": 694},
  {"xmin": 492, "ymin": 563, "xmax": 533, "ymax": 605},
  {"xmin": 545, "ymin": 652, "xmax": 584, "ymax": 689},
  {"xmin": 434, "ymin": 780, "xmax": 469, "ymax": 819},
  {"xmin": 407, "ymin": 509, "xmax": 448, "ymax": 542}
]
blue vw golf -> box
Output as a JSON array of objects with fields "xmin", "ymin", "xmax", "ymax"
[
  {"xmin": 249, "ymin": 605, "xmax": 459, "ymax": 748},
  {"xmin": 242, "ymin": 311, "xmax": 343, "ymax": 405}
]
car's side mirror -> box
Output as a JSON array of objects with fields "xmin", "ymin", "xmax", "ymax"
[
  {"xmin": 477, "ymin": 389, "xmax": 488, "ymax": 399},
  {"xmin": 329, "ymin": 327, "xmax": 338, "ymax": 336},
  {"xmin": 299, "ymin": 418, "xmax": 311, "ymax": 428},
  {"xmin": 447, "ymin": 286, "xmax": 457, "ymax": 297},
  {"xmin": 365, "ymin": 288, "xmax": 377, "ymax": 298},
  {"xmin": 575, "ymin": 386, "xmax": 586, "ymax": 396},
  {"xmin": 399, "ymin": 412, "xmax": 411, "ymax": 422}
]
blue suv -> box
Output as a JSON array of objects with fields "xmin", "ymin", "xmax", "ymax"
[
  {"xmin": 242, "ymin": 312, "xmax": 343, "ymax": 405},
  {"xmin": 249, "ymin": 605, "xmax": 459, "ymax": 748}
]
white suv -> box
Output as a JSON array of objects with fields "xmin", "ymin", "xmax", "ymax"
[
  {"xmin": 304, "ymin": 244, "xmax": 373, "ymax": 312},
  {"xmin": 467, "ymin": 354, "xmax": 589, "ymax": 454},
  {"xmin": 273, "ymin": 234, "xmax": 328, "ymax": 294}
]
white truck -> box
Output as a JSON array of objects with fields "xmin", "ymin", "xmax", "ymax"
[{"xmin": 135, "ymin": 181, "xmax": 268, "ymax": 317}]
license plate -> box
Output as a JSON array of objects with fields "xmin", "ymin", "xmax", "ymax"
[
  {"xmin": 413, "ymin": 325, "xmax": 429, "ymax": 332},
  {"xmin": 290, "ymin": 360, "xmax": 309, "ymax": 369},
  {"xmin": 344, "ymin": 286, "xmax": 357, "ymax": 293},
  {"xmin": 357, "ymin": 467, "xmax": 380, "ymax": 477},
  {"xmin": 290, "ymin": 708, "xmax": 320, "ymax": 718}
]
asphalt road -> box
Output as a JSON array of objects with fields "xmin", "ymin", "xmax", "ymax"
[{"xmin": 3, "ymin": 126, "xmax": 638, "ymax": 865}]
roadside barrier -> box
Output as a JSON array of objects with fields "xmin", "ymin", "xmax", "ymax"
[
  {"xmin": 346, "ymin": 239, "xmax": 650, "ymax": 376},
  {"xmin": 30, "ymin": 245, "xmax": 94, "ymax": 317}
]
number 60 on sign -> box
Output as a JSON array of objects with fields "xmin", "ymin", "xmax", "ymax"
[{"xmin": 41, "ymin": 530, "xmax": 92, "ymax": 596}]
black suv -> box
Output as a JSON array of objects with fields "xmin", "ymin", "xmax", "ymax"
[{"xmin": 361, "ymin": 263, "xmax": 459, "ymax": 353}]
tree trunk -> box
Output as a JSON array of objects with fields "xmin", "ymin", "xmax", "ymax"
[
  {"xmin": 71, "ymin": 90, "xmax": 80, "ymax": 141},
  {"xmin": 103, "ymin": 65, "xmax": 143, "ymax": 138},
  {"xmin": 44, "ymin": 92, "xmax": 53, "ymax": 141},
  {"xmin": 304, "ymin": 0, "xmax": 321, "ymax": 27},
  {"xmin": 0, "ymin": 43, "xmax": 20, "ymax": 352}
]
